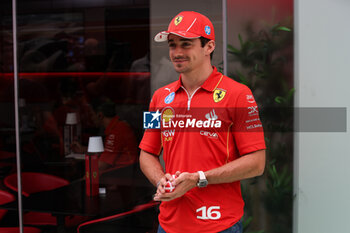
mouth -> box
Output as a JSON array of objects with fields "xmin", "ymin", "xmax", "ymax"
[{"xmin": 172, "ymin": 58, "xmax": 188, "ymax": 64}]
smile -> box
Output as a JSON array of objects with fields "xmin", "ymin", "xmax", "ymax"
[{"xmin": 173, "ymin": 59, "xmax": 188, "ymax": 63}]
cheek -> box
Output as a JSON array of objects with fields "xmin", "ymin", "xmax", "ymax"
[
  {"xmin": 169, "ymin": 50, "xmax": 175, "ymax": 59},
  {"xmin": 191, "ymin": 51, "xmax": 201, "ymax": 62}
]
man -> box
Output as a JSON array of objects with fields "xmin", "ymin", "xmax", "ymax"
[
  {"xmin": 139, "ymin": 11, "xmax": 266, "ymax": 233},
  {"xmin": 72, "ymin": 101, "xmax": 138, "ymax": 171}
]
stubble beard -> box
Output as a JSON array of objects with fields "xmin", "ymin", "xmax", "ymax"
[
  {"xmin": 174, "ymin": 64, "xmax": 186, "ymax": 73},
  {"xmin": 172, "ymin": 61, "xmax": 191, "ymax": 74}
]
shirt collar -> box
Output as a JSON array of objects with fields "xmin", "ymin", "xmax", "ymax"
[{"xmin": 173, "ymin": 66, "xmax": 223, "ymax": 93}]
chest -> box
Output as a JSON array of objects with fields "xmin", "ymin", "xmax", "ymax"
[{"xmin": 159, "ymin": 89, "xmax": 232, "ymax": 124}]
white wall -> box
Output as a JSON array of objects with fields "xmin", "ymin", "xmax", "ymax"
[{"xmin": 294, "ymin": 0, "xmax": 350, "ymax": 232}]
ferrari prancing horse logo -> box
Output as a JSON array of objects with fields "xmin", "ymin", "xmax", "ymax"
[
  {"xmin": 213, "ymin": 89, "xmax": 226, "ymax": 103},
  {"xmin": 174, "ymin": 16, "xmax": 183, "ymax": 26}
]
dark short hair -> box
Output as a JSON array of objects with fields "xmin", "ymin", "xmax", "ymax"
[
  {"xmin": 91, "ymin": 99, "xmax": 116, "ymax": 118},
  {"xmin": 199, "ymin": 37, "xmax": 214, "ymax": 60}
]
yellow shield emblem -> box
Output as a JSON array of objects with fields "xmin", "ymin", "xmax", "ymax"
[
  {"xmin": 213, "ymin": 89, "xmax": 226, "ymax": 103},
  {"xmin": 174, "ymin": 16, "xmax": 183, "ymax": 26}
]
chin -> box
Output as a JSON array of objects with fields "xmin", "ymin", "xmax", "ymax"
[{"xmin": 174, "ymin": 65, "xmax": 189, "ymax": 74}]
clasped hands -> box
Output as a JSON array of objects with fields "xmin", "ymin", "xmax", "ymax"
[{"xmin": 153, "ymin": 171, "xmax": 199, "ymax": 202}]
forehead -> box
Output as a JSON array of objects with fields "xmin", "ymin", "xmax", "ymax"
[{"xmin": 168, "ymin": 34, "xmax": 199, "ymax": 43}]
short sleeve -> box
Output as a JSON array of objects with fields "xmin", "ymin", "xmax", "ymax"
[
  {"xmin": 139, "ymin": 93, "xmax": 162, "ymax": 156},
  {"xmin": 231, "ymin": 87, "xmax": 266, "ymax": 156}
]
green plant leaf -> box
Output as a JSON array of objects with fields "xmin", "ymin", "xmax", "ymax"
[
  {"xmin": 287, "ymin": 88, "xmax": 295, "ymax": 100},
  {"xmin": 275, "ymin": 96, "xmax": 286, "ymax": 104},
  {"xmin": 243, "ymin": 216, "xmax": 253, "ymax": 229},
  {"xmin": 254, "ymin": 64, "xmax": 259, "ymax": 71},
  {"xmin": 238, "ymin": 33, "xmax": 244, "ymax": 47},
  {"xmin": 227, "ymin": 44, "xmax": 240, "ymax": 53},
  {"xmin": 276, "ymin": 26, "xmax": 291, "ymax": 32},
  {"xmin": 237, "ymin": 71, "xmax": 248, "ymax": 85}
]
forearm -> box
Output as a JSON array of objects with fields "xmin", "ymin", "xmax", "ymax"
[
  {"xmin": 205, "ymin": 149, "xmax": 266, "ymax": 185},
  {"xmin": 139, "ymin": 149, "xmax": 165, "ymax": 187}
]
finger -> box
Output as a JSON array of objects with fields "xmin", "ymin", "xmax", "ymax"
[
  {"xmin": 158, "ymin": 185, "xmax": 166, "ymax": 194},
  {"xmin": 175, "ymin": 171, "xmax": 181, "ymax": 177},
  {"xmin": 154, "ymin": 193, "xmax": 175, "ymax": 202},
  {"xmin": 173, "ymin": 172, "xmax": 187, "ymax": 186},
  {"xmin": 159, "ymin": 177, "xmax": 168, "ymax": 187},
  {"xmin": 153, "ymin": 193, "xmax": 164, "ymax": 201},
  {"xmin": 164, "ymin": 173, "xmax": 173, "ymax": 181},
  {"xmin": 158, "ymin": 176, "xmax": 169, "ymax": 194}
]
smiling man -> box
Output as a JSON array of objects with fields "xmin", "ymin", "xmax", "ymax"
[{"xmin": 139, "ymin": 11, "xmax": 266, "ymax": 233}]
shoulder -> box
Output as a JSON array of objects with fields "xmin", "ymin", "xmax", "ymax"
[
  {"xmin": 217, "ymin": 76, "xmax": 260, "ymax": 110},
  {"xmin": 151, "ymin": 80, "xmax": 179, "ymax": 104},
  {"xmin": 219, "ymin": 75, "xmax": 252, "ymax": 97}
]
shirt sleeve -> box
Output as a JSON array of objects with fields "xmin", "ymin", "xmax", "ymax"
[
  {"xmin": 231, "ymin": 87, "xmax": 266, "ymax": 156},
  {"xmin": 139, "ymin": 93, "xmax": 162, "ymax": 156}
]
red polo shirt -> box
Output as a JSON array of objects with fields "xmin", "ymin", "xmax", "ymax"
[
  {"xmin": 100, "ymin": 116, "xmax": 138, "ymax": 168},
  {"xmin": 140, "ymin": 67, "xmax": 265, "ymax": 233}
]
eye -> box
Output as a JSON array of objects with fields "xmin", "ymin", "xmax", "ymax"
[
  {"xmin": 182, "ymin": 42, "xmax": 191, "ymax": 48},
  {"xmin": 168, "ymin": 43, "xmax": 176, "ymax": 48}
]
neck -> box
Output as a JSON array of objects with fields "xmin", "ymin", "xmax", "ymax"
[{"xmin": 181, "ymin": 65, "xmax": 213, "ymax": 96}]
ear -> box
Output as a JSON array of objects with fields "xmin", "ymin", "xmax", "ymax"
[{"xmin": 205, "ymin": 40, "xmax": 215, "ymax": 56}]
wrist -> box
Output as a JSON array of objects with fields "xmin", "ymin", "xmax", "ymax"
[
  {"xmin": 196, "ymin": 171, "xmax": 208, "ymax": 188},
  {"xmin": 155, "ymin": 176, "xmax": 163, "ymax": 188},
  {"xmin": 192, "ymin": 172, "xmax": 200, "ymax": 187}
]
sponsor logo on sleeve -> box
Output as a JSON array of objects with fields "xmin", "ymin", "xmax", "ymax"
[
  {"xmin": 248, "ymin": 106, "xmax": 259, "ymax": 116},
  {"xmin": 246, "ymin": 95, "xmax": 256, "ymax": 103}
]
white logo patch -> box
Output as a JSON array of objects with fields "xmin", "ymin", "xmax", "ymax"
[
  {"xmin": 246, "ymin": 95, "xmax": 255, "ymax": 103},
  {"xmin": 205, "ymin": 109, "xmax": 218, "ymax": 121}
]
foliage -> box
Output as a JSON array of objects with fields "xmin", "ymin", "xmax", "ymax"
[
  {"xmin": 228, "ymin": 22, "xmax": 293, "ymax": 233},
  {"xmin": 243, "ymin": 216, "xmax": 265, "ymax": 233}
]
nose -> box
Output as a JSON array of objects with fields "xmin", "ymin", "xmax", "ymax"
[{"xmin": 170, "ymin": 46, "xmax": 184, "ymax": 58}]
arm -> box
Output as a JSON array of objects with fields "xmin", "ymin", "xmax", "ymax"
[
  {"xmin": 154, "ymin": 149, "xmax": 266, "ymax": 202},
  {"xmin": 140, "ymin": 149, "xmax": 180, "ymax": 196},
  {"xmin": 205, "ymin": 149, "xmax": 265, "ymax": 184},
  {"xmin": 139, "ymin": 149, "xmax": 165, "ymax": 187}
]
